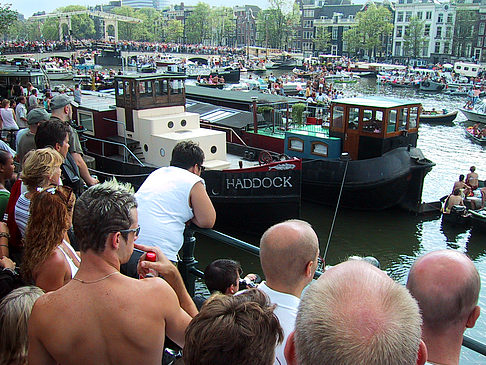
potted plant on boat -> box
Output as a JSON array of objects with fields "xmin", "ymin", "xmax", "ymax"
[
  {"xmin": 292, "ymin": 103, "xmax": 306, "ymax": 126},
  {"xmin": 257, "ymin": 105, "xmax": 274, "ymax": 122}
]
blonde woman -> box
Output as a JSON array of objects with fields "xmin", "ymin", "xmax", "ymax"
[
  {"xmin": 14, "ymin": 148, "xmax": 64, "ymax": 237},
  {"xmin": 0, "ymin": 286, "xmax": 44, "ymax": 365}
]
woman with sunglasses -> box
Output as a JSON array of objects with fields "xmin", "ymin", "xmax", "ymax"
[{"xmin": 22, "ymin": 185, "xmax": 79, "ymax": 292}]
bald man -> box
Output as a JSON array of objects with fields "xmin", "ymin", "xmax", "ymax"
[
  {"xmin": 407, "ymin": 250, "xmax": 480, "ymax": 365},
  {"xmin": 258, "ymin": 219, "xmax": 319, "ymax": 365},
  {"xmin": 285, "ymin": 260, "xmax": 427, "ymax": 365}
]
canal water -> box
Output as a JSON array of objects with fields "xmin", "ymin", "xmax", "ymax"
[{"xmin": 192, "ymin": 76, "xmax": 486, "ymax": 364}]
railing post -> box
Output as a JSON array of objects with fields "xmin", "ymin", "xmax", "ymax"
[{"xmin": 178, "ymin": 227, "xmax": 198, "ymax": 298}]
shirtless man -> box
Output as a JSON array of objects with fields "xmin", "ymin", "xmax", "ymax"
[
  {"xmin": 28, "ymin": 180, "xmax": 197, "ymax": 365},
  {"xmin": 452, "ymin": 174, "xmax": 470, "ymax": 197},
  {"xmin": 466, "ymin": 166, "xmax": 479, "ymax": 191}
]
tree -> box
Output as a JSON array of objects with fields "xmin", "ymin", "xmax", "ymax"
[
  {"xmin": 165, "ymin": 19, "xmax": 183, "ymax": 43},
  {"xmin": 403, "ymin": 16, "xmax": 427, "ymax": 59},
  {"xmin": 343, "ymin": 27, "xmax": 363, "ymax": 57},
  {"xmin": 0, "ymin": 3, "xmax": 18, "ymax": 35},
  {"xmin": 313, "ymin": 26, "xmax": 331, "ymax": 55},
  {"xmin": 58, "ymin": 5, "xmax": 96, "ymax": 40},
  {"xmin": 185, "ymin": 3, "xmax": 212, "ymax": 44},
  {"xmin": 343, "ymin": 4, "xmax": 393, "ymax": 59},
  {"xmin": 113, "ymin": 6, "xmax": 139, "ymax": 41},
  {"xmin": 256, "ymin": 0, "xmax": 298, "ymax": 50},
  {"xmin": 211, "ymin": 7, "xmax": 235, "ymax": 46}
]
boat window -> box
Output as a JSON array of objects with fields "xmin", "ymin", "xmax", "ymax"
[
  {"xmin": 388, "ymin": 110, "xmax": 397, "ymax": 133},
  {"xmin": 117, "ymin": 81, "xmax": 124, "ymax": 96},
  {"xmin": 171, "ymin": 80, "xmax": 183, "ymax": 95},
  {"xmin": 362, "ymin": 109, "xmax": 383, "ymax": 134},
  {"xmin": 139, "ymin": 81, "xmax": 152, "ymax": 97},
  {"xmin": 155, "ymin": 80, "xmax": 167, "ymax": 96},
  {"xmin": 410, "ymin": 107, "xmax": 418, "ymax": 129},
  {"xmin": 78, "ymin": 111, "xmax": 94, "ymax": 133},
  {"xmin": 397, "ymin": 109, "xmax": 407, "ymax": 130},
  {"xmin": 311, "ymin": 142, "xmax": 328, "ymax": 157},
  {"xmin": 288, "ymin": 137, "xmax": 304, "ymax": 152},
  {"xmin": 332, "ymin": 106, "xmax": 344, "ymax": 130},
  {"xmin": 348, "ymin": 107, "xmax": 359, "ymax": 130}
]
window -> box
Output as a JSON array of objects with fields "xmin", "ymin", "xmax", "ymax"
[
  {"xmin": 435, "ymin": 42, "xmax": 440, "ymax": 53},
  {"xmin": 436, "ymin": 27, "xmax": 442, "ymax": 39},
  {"xmin": 332, "ymin": 106, "xmax": 344, "ymax": 130},
  {"xmin": 170, "ymin": 80, "xmax": 183, "ymax": 95},
  {"xmin": 397, "ymin": 12, "xmax": 403, "ymax": 22},
  {"xmin": 445, "ymin": 27, "xmax": 451, "ymax": 38},
  {"xmin": 311, "ymin": 142, "xmax": 328, "ymax": 157},
  {"xmin": 303, "ymin": 10, "xmax": 314, "ymax": 18},
  {"xmin": 304, "ymin": 31, "xmax": 313, "ymax": 39},
  {"xmin": 395, "ymin": 41, "xmax": 402, "ymax": 56},
  {"xmin": 78, "ymin": 111, "xmax": 94, "ymax": 133},
  {"xmin": 398, "ymin": 109, "xmax": 407, "ymax": 130},
  {"xmin": 405, "ymin": 12, "xmax": 412, "ymax": 22},
  {"xmin": 362, "ymin": 110, "xmax": 382, "ymax": 133},
  {"xmin": 438, "ymin": 13, "xmax": 443, "ymax": 23},
  {"xmin": 478, "ymin": 38, "xmax": 483, "ymax": 47},
  {"xmin": 447, "ymin": 14, "xmax": 453, "ymax": 24},
  {"xmin": 404, "ymin": 26, "xmax": 410, "ymax": 37},
  {"xmin": 388, "ymin": 110, "xmax": 397, "ymax": 133},
  {"xmin": 480, "ymin": 23, "xmax": 485, "ymax": 36},
  {"xmin": 304, "ymin": 20, "xmax": 313, "ymax": 28},
  {"xmin": 348, "ymin": 107, "xmax": 360, "ymax": 130},
  {"xmin": 396, "ymin": 26, "xmax": 403, "ymax": 38},
  {"xmin": 332, "ymin": 27, "xmax": 338, "ymax": 40},
  {"xmin": 426, "ymin": 11, "xmax": 432, "ymax": 20},
  {"xmin": 416, "ymin": 11, "xmax": 423, "ymax": 20},
  {"xmin": 288, "ymin": 137, "xmax": 304, "ymax": 152},
  {"xmin": 117, "ymin": 81, "xmax": 124, "ymax": 96},
  {"xmin": 155, "ymin": 80, "xmax": 167, "ymax": 96},
  {"xmin": 410, "ymin": 107, "xmax": 418, "ymax": 129},
  {"xmin": 424, "ymin": 24, "xmax": 430, "ymax": 37},
  {"xmin": 444, "ymin": 42, "xmax": 450, "ymax": 54}
]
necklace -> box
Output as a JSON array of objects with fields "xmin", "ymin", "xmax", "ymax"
[{"xmin": 72, "ymin": 271, "xmax": 121, "ymax": 284}]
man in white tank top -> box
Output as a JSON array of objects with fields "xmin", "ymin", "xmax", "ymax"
[{"xmin": 135, "ymin": 141, "xmax": 216, "ymax": 262}]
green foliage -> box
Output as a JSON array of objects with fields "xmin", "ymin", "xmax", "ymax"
[
  {"xmin": 403, "ymin": 17, "xmax": 427, "ymax": 58},
  {"xmin": 165, "ymin": 20, "xmax": 183, "ymax": 43},
  {"xmin": 343, "ymin": 4, "xmax": 393, "ymax": 58},
  {"xmin": 0, "ymin": 3, "xmax": 18, "ymax": 34},
  {"xmin": 291, "ymin": 103, "xmax": 306, "ymax": 126},
  {"xmin": 257, "ymin": 105, "xmax": 274, "ymax": 114},
  {"xmin": 58, "ymin": 6, "xmax": 96, "ymax": 40},
  {"xmin": 314, "ymin": 26, "xmax": 331, "ymax": 54},
  {"xmin": 185, "ymin": 3, "xmax": 211, "ymax": 44}
]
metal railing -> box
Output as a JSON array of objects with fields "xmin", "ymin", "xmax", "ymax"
[
  {"xmin": 83, "ymin": 134, "xmax": 144, "ymax": 166},
  {"xmin": 200, "ymin": 121, "xmax": 247, "ymax": 146},
  {"xmin": 178, "ymin": 225, "xmax": 485, "ymax": 358}
]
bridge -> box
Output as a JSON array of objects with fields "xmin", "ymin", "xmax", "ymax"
[{"xmin": 30, "ymin": 10, "xmax": 142, "ymax": 42}]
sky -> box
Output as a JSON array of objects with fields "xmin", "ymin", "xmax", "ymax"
[{"xmin": 11, "ymin": 0, "xmax": 271, "ymax": 18}]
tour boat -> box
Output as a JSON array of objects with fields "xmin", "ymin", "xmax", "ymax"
[{"xmin": 71, "ymin": 73, "xmax": 302, "ymax": 233}]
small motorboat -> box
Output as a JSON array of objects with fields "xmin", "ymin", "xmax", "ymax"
[
  {"xmin": 465, "ymin": 126, "xmax": 486, "ymax": 145},
  {"xmin": 470, "ymin": 209, "xmax": 486, "ymax": 232},
  {"xmin": 460, "ymin": 100, "xmax": 486, "ymax": 123},
  {"xmin": 441, "ymin": 205, "xmax": 470, "ymax": 226},
  {"xmin": 420, "ymin": 110, "xmax": 458, "ymax": 125}
]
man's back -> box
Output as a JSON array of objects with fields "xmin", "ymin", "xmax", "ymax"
[{"xmin": 29, "ymin": 274, "xmax": 187, "ymax": 365}]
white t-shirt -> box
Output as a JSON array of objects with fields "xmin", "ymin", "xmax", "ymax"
[
  {"xmin": 135, "ymin": 166, "xmax": 203, "ymax": 261},
  {"xmin": 258, "ymin": 281, "xmax": 300, "ymax": 365}
]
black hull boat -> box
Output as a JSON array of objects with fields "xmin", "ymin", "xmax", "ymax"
[
  {"xmin": 420, "ymin": 110, "xmax": 458, "ymax": 125},
  {"xmin": 441, "ymin": 205, "xmax": 470, "ymax": 226},
  {"xmin": 470, "ymin": 209, "xmax": 486, "ymax": 232},
  {"xmin": 73, "ymin": 73, "xmax": 302, "ymax": 234}
]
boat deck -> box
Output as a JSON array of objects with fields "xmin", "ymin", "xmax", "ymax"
[{"xmin": 246, "ymin": 123, "xmax": 330, "ymax": 138}]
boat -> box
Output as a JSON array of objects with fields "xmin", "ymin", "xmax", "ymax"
[
  {"xmin": 460, "ymin": 101, "xmax": 486, "ymax": 124},
  {"xmin": 465, "ymin": 126, "xmax": 486, "ymax": 145},
  {"xmin": 0, "ymin": 64, "xmax": 48, "ymax": 99},
  {"xmin": 71, "ymin": 73, "xmax": 302, "ymax": 233},
  {"xmin": 189, "ymin": 89, "xmax": 435, "ymax": 212},
  {"xmin": 419, "ymin": 79, "xmax": 445, "ymax": 92},
  {"xmin": 420, "ymin": 110, "xmax": 458, "ymax": 125},
  {"xmin": 195, "ymin": 82, "xmax": 225, "ymax": 89},
  {"xmin": 470, "ymin": 209, "xmax": 486, "ymax": 232},
  {"xmin": 441, "ymin": 205, "xmax": 470, "ymax": 226},
  {"xmin": 43, "ymin": 63, "xmax": 74, "ymax": 81}
]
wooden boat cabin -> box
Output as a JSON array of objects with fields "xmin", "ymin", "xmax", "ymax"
[
  {"xmin": 79, "ymin": 73, "xmax": 230, "ymax": 170},
  {"xmin": 284, "ymin": 97, "xmax": 421, "ymax": 161}
]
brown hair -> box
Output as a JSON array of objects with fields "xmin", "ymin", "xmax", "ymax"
[
  {"xmin": 20, "ymin": 148, "xmax": 63, "ymax": 191},
  {"xmin": 22, "ymin": 186, "xmax": 74, "ymax": 283},
  {"xmin": 183, "ymin": 288, "xmax": 283, "ymax": 365}
]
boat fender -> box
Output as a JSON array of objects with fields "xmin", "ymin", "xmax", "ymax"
[{"xmin": 423, "ymin": 81, "xmax": 430, "ymax": 87}]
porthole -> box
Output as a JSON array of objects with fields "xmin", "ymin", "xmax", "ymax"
[
  {"xmin": 160, "ymin": 148, "xmax": 165, "ymax": 157},
  {"xmin": 168, "ymin": 121, "xmax": 174, "ymax": 128},
  {"xmin": 210, "ymin": 146, "xmax": 217, "ymax": 154},
  {"xmin": 181, "ymin": 119, "xmax": 187, "ymax": 127},
  {"xmin": 144, "ymin": 144, "xmax": 148, "ymax": 152}
]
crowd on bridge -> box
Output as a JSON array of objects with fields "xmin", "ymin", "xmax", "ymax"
[{"xmin": 0, "ymin": 39, "xmax": 245, "ymax": 56}]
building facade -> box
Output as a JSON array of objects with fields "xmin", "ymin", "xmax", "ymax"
[
  {"xmin": 122, "ymin": 0, "xmax": 167, "ymax": 10},
  {"xmin": 234, "ymin": 5, "xmax": 260, "ymax": 47}
]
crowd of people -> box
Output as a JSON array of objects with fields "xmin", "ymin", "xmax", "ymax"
[
  {"xmin": 445, "ymin": 166, "xmax": 486, "ymax": 212},
  {"xmin": 0, "ymin": 89, "xmax": 482, "ymax": 364}
]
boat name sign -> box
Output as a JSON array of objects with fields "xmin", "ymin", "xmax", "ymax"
[{"xmin": 226, "ymin": 176, "xmax": 293, "ymax": 190}]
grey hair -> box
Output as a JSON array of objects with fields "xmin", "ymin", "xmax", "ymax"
[
  {"xmin": 73, "ymin": 179, "xmax": 137, "ymax": 253},
  {"xmin": 0, "ymin": 286, "xmax": 44, "ymax": 365},
  {"xmin": 294, "ymin": 262, "xmax": 422, "ymax": 365}
]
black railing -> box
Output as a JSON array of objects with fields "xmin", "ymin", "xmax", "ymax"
[{"xmin": 178, "ymin": 225, "xmax": 485, "ymax": 357}]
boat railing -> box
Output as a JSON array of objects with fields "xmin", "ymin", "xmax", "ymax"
[
  {"xmin": 82, "ymin": 134, "xmax": 144, "ymax": 166},
  {"xmin": 251, "ymin": 101, "xmax": 329, "ymax": 135},
  {"xmin": 200, "ymin": 121, "xmax": 247, "ymax": 146},
  {"xmin": 179, "ymin": 225, "xmax": 486, "ymax": 358}
]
